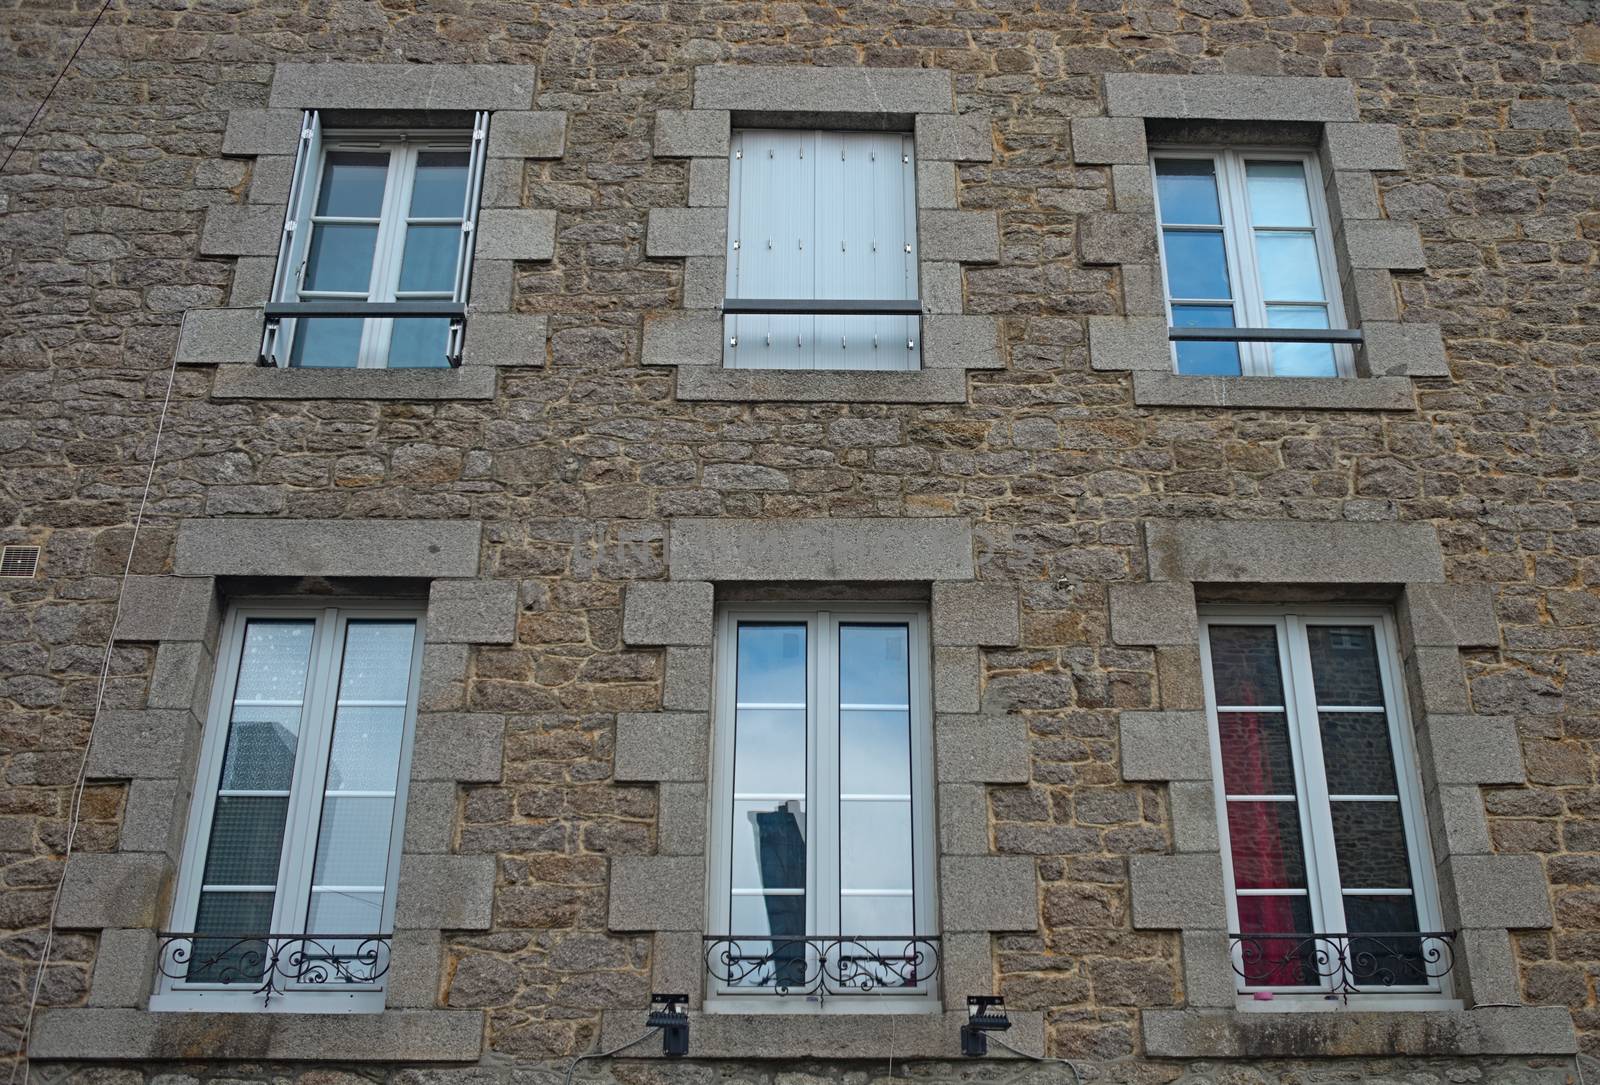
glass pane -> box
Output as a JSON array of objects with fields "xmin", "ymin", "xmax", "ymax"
[
  {"xmin": 1234, "ymin": 895, "xmax": 1316, "ymax": 988},
  {"xmin": 1245, "ymin": 160, "xmax": 1313, "ymax": 227},
  {"xmin": 1307, "ymin": 625, "xmax": 1385, "ymax": 706},
  {"xmin": 1343, "ymin": 892, "xmax": 1421, "ymax": 935},
  {"xmin": 201, "ymin": 795, "xmax": 289, "ymax": 885},
  {"xmin": 220, "ymin": 620, "xmax": 312, "ymax": 790},
  {"xmin": 188, "ymin": 892, "xmax": 275, "ymax": 983},
  {"xmin": 218, "ymin": 709, "xmax": 302, "ymax": 791},
  {"xmin": 737, "ymin": 624, "xmax": 806, "ymax": 705},
  {"xmin": 397, "ymin": 224, "xmax": 461, "ymax": 293},
  {"xmin": 304, "ymin": 224, "xmax": 379, "ymax": 293},
  {"xmin": 1171, "ymin": 304, "xmax": 1242, "ymax": 377},
  {"xmin": 311, "ymin": 795, "xmax": 395, "ymax": 886},
  {"xmin": 838, "ymin": 624, "xmax": 909, "ymax": 707},
  {"xmin": 727, "ymin": 895, "xmax": 808, "ymax": 989},
  {"xmin": 386, "ymin": 317, "xmax": 453, "ymax": 369},
  {"xmin": 232, "ymin": 620, "xmax": 315, "ymax": 705},
  {"xmin": 324, "ymin": 707, "xmax": 407, "ymax": 792},
  {"xmin": 732, "ymin": 709, "xmax": 805, "ymax": 795},
  {"xmin": 1217, "ymin": 712, "xmax": 1296, "ymax": 795},
  {"xmin": 288, "ymin": 317, "xmax": 364, "ymax": 368},
  {"xmin": 732, "ymin": 798, "xmax": 806, "ymax": 891},
  {"xmin": 408, "ymin": 150, "xmax": 470, "ymax": 218},
  {"xmin": 338, "ymin": 621, "xmax": 417, "ymax": 702},
  {"xmin": 1155, "ymin": 158, "xmax": 1222, "ymax": 225},
  {"xmin": 315, "ymin": 151, "xmax": 389, "ymax": 217},
  {"xmin": 1163, "ymin": 229, "xmax": 1232, "ymax": 299},
  {"xmin": 304, "ymin": 891, "xmax": 390, "ymax": 982},
  {"xmin": 840, "ymin": 710, "xmax": 911, "ymax": 796},
  {"xmin": 1226, "ymin": 801, "xmax": 1307, "ymax": 888},
  {"xmin": 1320, "ymin": 712, "xmax": 1399, "ymax": 795},
  {"xmin": 306, "ymin": 889, "xmax": 386, "ymax": 934},
  {"xmin": 1343, "ymin": 895, "xmax": 1431, "ymax": 989},
  {"xmin": 841, "ymin": 800, "xmax": 912, "ymax": 891},
  {"xmin": 839, "ymin": 896, "xmax": 924, "ymax": 990},
  {"xmin": 1331, "ymin": 801, "xmax": 1413, "ymax": 888},
  {"xmin": 1254, "ymin": 230, "xmax": 1325, "ymax": 301},
  {"xmin": 841, "ymin": 894, "xmax": 914, "ymax": 938},
  {"xmin": 1266, "ymin": 304, "xmax": 1337, "ymax": 378},
  {"xmin": 1207, "ymin": 625, "xmax": 1285, "ymax": 705}
]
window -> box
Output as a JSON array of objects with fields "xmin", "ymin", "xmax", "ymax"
[
  {"xmin": 707, "ymin": 604, "xmax": 937, "ymax": 1009},
  {"xmin": 724, "ymin": 130, "xmax": 920, "ymax": 372},
  {"xmin": 262, "ymin": 112, "xmax": 488, "ymax": 369},
  {"xmin": 1152, "ymin": 149, "xmax": 1350, "ymax": 379},
  {"xmin": 1199, "ymin": 608, "xmax": 1452, "ymax": 1005},
  {"xmin": 154, "ymin": 604, "xmax": 425, "ymax": 1013}
]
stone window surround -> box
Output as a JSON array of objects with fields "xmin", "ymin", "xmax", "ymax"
[
  {"xmin": 641, "ymin": 66, "xmax": 1005, "ymax": 405},
  {"xmin": 1108, "ymin": 518, "xmax": 1576, "ymax": 1059},
  {"xmin": 601, "ymin": 517, "xmax": 1044, "ymax": 1059},
  {"xmin": 171, "ymin": 62, "xmax": 568, "ymax": 400},
  {"xmin": 29, "ymin": 518, "xmax": 513, "ymax": 1064},
  {"xmin": 1075, "ymin": 74, "xmax": 1450, "ymax": 412}
]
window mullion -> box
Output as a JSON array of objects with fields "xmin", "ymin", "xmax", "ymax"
[
  {"xmin": 813, "ymin": 610, "xmax": 836, "ymax": 941},
  {"xmin": 272, "ymin": 607, "xmax": 343, "ymax": 937},
  {"xmin": 1284, "ymin": 615, "xmax": 1347, "ymax": 940},
  {"xmin": 363, "ymin": 143, "xmax": 413, "ymax": 368},
  {"xmin": 1220, "ymin": 151, "xmax": 1269, "ymax": 375}
]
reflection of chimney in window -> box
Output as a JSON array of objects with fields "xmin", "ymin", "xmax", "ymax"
[{"xmin": 0, "ymin": 545, "xmax": 40, "ymax": 578}]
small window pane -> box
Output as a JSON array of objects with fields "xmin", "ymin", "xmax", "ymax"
[
  {"xmin": 1217, "ymin": 712, "xmax": 1296, "ymax": 795},
  {"xmin": 1254, "ymin": 230, "xmax": 1325, "ymax": 302},
  {"xmin": 201, "ymin": 796, "xmax": 289, "ymax": 885},
  {"xmin": 1155, "ymin": 158, "xmax": 1223, "ymax": 225},
  {"xmin": 306, "ymin": 890, "xmax": 386, "ymax": 936},
  {"xmin": 408, "ymin": 150, "xmax": 470, "ymax": 218},
  {"xmin": 841, "ymin": 799, "xmax": 913, "ymax": 891},
  {"xmin": 218, "ymin": 710, "xmax": 302, "ymax": 791},
  {"xmin": 1171, "ymin": 305, "xmax": 1242, "ymax": 376},
  {"xmin": 1234, "ymin": 895, "xmax": 1318, "ymax": 988},
  {"xmin": 386, "ymin": 317, "xmax": 453, "ymax": 369},
  {"xmin": 1331, "ymin": 801, "xmax": 1413, "ymax": 888},
  {"xmin": 727, "ymin": 895, "xmax": 808, "ymax": 988},
  {"xmin": 1343, "ymin": 895, "xmax": 1430, "ymax": 989},
  {"xmin": 315, "ymin": 151, "xmax": 389, "ymax": 217},
  {"xmin": 310, "ymin": 795, "xmax": 395, "ymax": 886},
  {"xmin": 736, "ymin": 624, "xmax": 806, "ymax": 705},
  {"xmin": 324, "ymin": 707, "xmax": 407, "ymax": 792},
  {"xmin": 337, "ymin": 621, "xmax": 417, "ymax": 702},
  {"xmin": 397, "ymin": 224, "xmax": 460, "ymax": 293},
  {"xmin": 1226, "ymin": 801, "xmax": 1308, "ymax": 888},
  {"xmin": 232, "ymin": 620, "xmax": 315, "ymax": 706},
  {"xmin": 1162, "ymin": 229, "xmax": 1232, "ymax": 300},
  {"xmin": 841, "ymin": 894, "xmax": 915, "ymax": 938},
  {"xmin": 1207, "ymin": 625, "xmax": 1285, "ymax": 706},
  {"xmin": 288, "ymin": 317, "xmax": 364, "ymax": 368},
  {"xmin": 732, "ymin": 709, "xmax": 806, "ymax": 795},
  {"xmin": 1319, "ymin": 712, "xmax": 1400, "ymax": 795},
  {"xmin": 1245, "ymin": 160, "xmax": 1313, "ymax": 227},
  {"xmin": 838, "ymin": 624, "xmax": 909, "ymax": 707},
  {"xmin": 188, "ymin": 893, "xmax": 276, "ymax": 982},
  {"xmin": 840, "ymin": 710, "xmax": 912, "ymax": 796},
  {"xmin": 1306, "ymin": 625, "xmax": 1385, "ymax": 706},
  {"xmin": 732, "ymin": 799, "xmax": 806, "ymax": 890},
  {"xmin": 1266, "ymin": 305, "xmax": 1337, "ymax": 378},
  {"xmin": 303, "ymin": 224, "xmax": 379, "ymax": 293}
]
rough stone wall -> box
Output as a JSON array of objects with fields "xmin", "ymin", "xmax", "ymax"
[{"xmin": 0, "ymin": 0, "xmax": 1597, "ymax": 1081}]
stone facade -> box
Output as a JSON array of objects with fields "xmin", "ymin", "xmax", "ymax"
[{"xmin": 1, "ymin": 0, "xmax": 1597, "ymax": 1083}]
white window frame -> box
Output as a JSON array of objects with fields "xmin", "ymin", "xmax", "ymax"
[
  {"xmin": 267, "ymin": 115, "xmax": 487, "ymax": 369},
  {"xmin": 706, "ymin": 603, "xmax": 939, "ymax": 1014},
  {"xmin": 151, "ymin": 601, "xmax": 426, "ymax": 1014},
  {"xmin": 723, "ymin": 129, "xmax": 921, "ymax": 373},
  {"xmin": 1198, "ymin": 605, "xmax": 1455, "ymax": 1011},
  {"xmin": 1150, "ymin": 147, "xmax": 1353, "ymax": 378}
]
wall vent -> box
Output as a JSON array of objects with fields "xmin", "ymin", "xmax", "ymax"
[{"xmin": 0, "ymin": 546, "xmax": 41, "ymax": 578}]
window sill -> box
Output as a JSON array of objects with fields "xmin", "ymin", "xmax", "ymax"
[
  {"xmin": 28, "ymin": 1007, "xmax": 484, "ymax": 1062},
  {"xmin": 599, "ymin": 1009, "xmax": 1044, "ymax": 1059},
  {"xmin": 1131, "ymin": 372, "xmax": 1415, "ymax": 411},
  {"xmin": 1141, "ymin": 1006, "xmax": 1577, "ymax": 1059},
  {"xmin": 211, "ymin": 365, "xmax": 497, "ymax": 400},
  {"xmin": 676, "ymin": 366, "xmax": 967, "ymax": 403}
]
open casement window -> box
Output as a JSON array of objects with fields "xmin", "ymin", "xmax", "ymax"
[
  {"xmin": 1151, "ymin": 149, "xmax": 1352, "ymax": 379},
  {"xmin": 707, "ymin": 605, "xmax": 938, "ymax": 1011},
  {"xmin": 1199, "ymin": 608, "xmax": 1454, "ymax": 1007},
  {"xmin": 152, "ymin": 604, "xmax": 424, "ymax": 1013},
  {"xmin": 724, "ymin": 130, "xmax": 921, "ymax": 372},
  {"xmin": 261, "ymin": 111, "xmax": 488, "ymax": 369}
]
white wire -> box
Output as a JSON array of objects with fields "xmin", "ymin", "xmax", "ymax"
[
  {"xmin": 562, "ymin": 1027, "xmax": 662, "ymax": 1085},
  {"xmin": 8, "ymin": 341, "xmax": 182, "ymax": 1085},
  {"xmin": 987, "ymin": 1032, "xmax": 1084, "ymax": 1085}
]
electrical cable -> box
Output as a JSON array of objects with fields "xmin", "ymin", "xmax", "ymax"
[
  {"xmin": 7, "ymin": 321, "xmax": 183, "ymax": 1085},
  {"xmin": 0, "ymin": 0, "xmax": 112, "ymax": 177},
  {"xmin": 562, "ymin": 1027, "xmax": 663, "ymax": 1085},
  {"xmin": 988, "ymin": 1032, "xmax": 1084, "ymax": 1085}
]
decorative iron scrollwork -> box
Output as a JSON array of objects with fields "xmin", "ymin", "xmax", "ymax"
[
  {"xmin": 703, "ymin": 935, "xmax": 939, "ymax": 996},
  {"xmin": 156, "ymin": 933, "xmax": 390, "ymax": 1004},
  {"xmin": 1230, "ymin": 931, "xmax": 1456, "ymax": 999}
]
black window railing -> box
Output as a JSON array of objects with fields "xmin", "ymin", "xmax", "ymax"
[
  {"xmin": 157, "ymin": 932, "xmax": 391, "ymax": 1004},
  {"xmin": 703, "ymin": 934, "xmax": 940, "ymax": 996},
  {"xmin": 260, "ymin": 302, "xmax": 469, "ymax": 368},
  {"xmin": 720, "ymin": 298, "xmax": 923, "ymax": 316},
  {"xmin": 1230, "ymin": 930, "xmax": 1456, "ymax": 999},
  {"xmin": 1169, "ymin": 326, "xmax": 1363, "ymax": 345}
]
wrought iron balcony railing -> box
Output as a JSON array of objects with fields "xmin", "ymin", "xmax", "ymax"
[
  {"xmin": 157, "ymin": 932, "xmax": 391, "ymax": 1004},
  {"xmin": 704, "ymin": 934, "xmax": 939, "ymax": 996},
  {"xmin": 1169, "ymin": 325, "xmax": 1364, "ymax": 345},
  {"xmin": 1231, "ymin": 931, "xmax": 1457, "ymax": 999}
]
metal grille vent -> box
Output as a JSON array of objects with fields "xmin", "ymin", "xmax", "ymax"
[{"xmin": 0, "ymin": 546, "xmax": 41, "ymax": 578}]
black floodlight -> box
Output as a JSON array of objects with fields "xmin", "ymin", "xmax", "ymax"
[
  {"xmin": 647, "ymin": 993, "xmax": 690, "ymax": 1057},
  {"xmin": 960, "ymin": 995, "xmax": 1012, "ymax": 1057}
]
